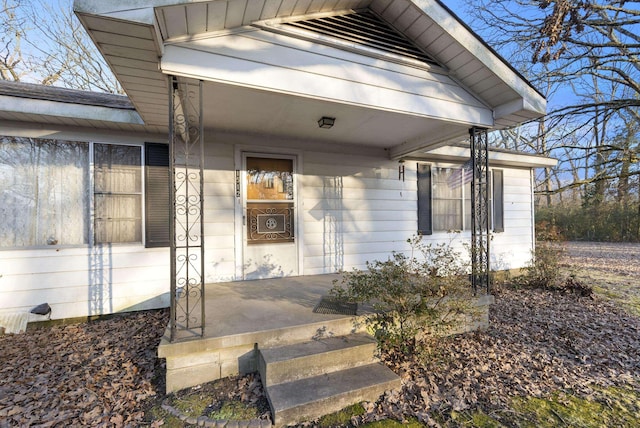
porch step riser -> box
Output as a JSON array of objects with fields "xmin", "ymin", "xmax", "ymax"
[
  {"xmin": 267, "ymin": 363, "xmax": 401, "ymax": 427},
  {"xmin": 159, "ymin": 317, "xmax": 365, "ymax": 394},
  {"xmin": 259, "ymin": 333, "xmax": 401, "ymax": 427},
  {"xmin": 159, "ymin": 316, "xmax": 363, "ymax": 359},
  {"xmin": 258, "ymin": 334, "xmax": 377, "ymax": 387}
]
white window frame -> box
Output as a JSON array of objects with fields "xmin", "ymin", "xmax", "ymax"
[
  {"xmin": 418, "ymin": 162, "xmax": 501, "ymax": 235},
  {"xmin": 0, "ymin": 138, "xmax": 146, "ymax": 250},
  {"xmin": 90, "ymin": 141, "xmax": 145, "ymax": 246}
]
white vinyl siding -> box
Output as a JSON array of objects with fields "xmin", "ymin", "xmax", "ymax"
[
  {"xmin": 490, "ymin": 168, "xmax": 534, "ymax": 270},
  {"xmin": 301, "ymin": 152, "xmax": 417, "ymax": 274},
  {"xmin": 0, "ymin": 130, "xmax": 539, "ymax": 320},
  {"xmin": 0, "ymin": 246, "xmax": 169, "ymax": 319}
]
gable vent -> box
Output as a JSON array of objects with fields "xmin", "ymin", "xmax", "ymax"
[{"xmin": 282, "ymin": 11, "xmax": 437, "ymax": 67}]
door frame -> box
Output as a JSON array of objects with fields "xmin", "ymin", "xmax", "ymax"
[{"xmin": 234, "ymin": 145, "xmax": 304, "ymax": 280}]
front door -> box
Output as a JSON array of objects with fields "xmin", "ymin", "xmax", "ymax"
[{"xmin": 242, "ymin": 154, "xmax": 298, "ymax": 279}]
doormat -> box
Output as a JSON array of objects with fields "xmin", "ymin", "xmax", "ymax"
[{"xmin": 313, "ymin": 296, "xmax": 357, "ymax": 315}]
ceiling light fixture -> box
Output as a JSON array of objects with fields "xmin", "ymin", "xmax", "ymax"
[{"xmin": 318, "ymin": 116, "xmax": 335, "ymax": 129}]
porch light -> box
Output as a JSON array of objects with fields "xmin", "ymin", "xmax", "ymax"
[{"xmin": 318, "ymin": 116, "xmax": 335, "ymax": 129}]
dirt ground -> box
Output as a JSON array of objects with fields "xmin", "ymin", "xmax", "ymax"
[{"xmin": 0, "ymin": 241, "xmax": 638, "ymax": 427}]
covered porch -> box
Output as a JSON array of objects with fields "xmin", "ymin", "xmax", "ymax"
[
  {"xmin": 73, "ymin": 1, "xmax": 543, "ymax": 424},
  {"xmin": 157, "ymin": 273, "xmax": 493, "ymax": 391}
]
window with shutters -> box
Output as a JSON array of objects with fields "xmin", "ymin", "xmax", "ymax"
[
  {"xmin": 0, "ymin": 137, "xmax": 169, "ymax": 248},
  {"xmin": 417, "ymin": 163, "xmax": 503, "ymax": 234}
]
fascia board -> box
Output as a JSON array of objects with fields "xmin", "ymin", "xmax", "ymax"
[
  {"xmin": 411, "ymin": 0, "xmax": 546, "ymax": 115},
  {"xmin": 73, "ymin": 0, "xmax": 191, "ymax": 24},
  {"xmin": 419, "ymin": 145, "xmax": 558, "ymax": 168}
]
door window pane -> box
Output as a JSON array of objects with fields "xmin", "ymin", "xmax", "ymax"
[{"xmin": 246, "ymin": 157, "xmax": 293, "ymax": 201}]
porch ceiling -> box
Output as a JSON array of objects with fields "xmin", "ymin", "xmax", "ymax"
[
  {"xmin": 198, "ymin": 80, "xmax": 470, "ymax": 149},
  {"xmin": 74, "ymin": 0, "xmax": 546, "ymax": 157}
]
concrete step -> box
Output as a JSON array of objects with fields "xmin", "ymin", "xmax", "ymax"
[
  {"xmin": 266, "ymin": 363, "xmax": 401, "ymax": 427},
  {"xmin": 258, "ymin": 333, "xmax": 378, "ymax": 387}
]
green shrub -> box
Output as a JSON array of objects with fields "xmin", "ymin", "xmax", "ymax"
[{"xmin": 330, "ymin": 236, "xmax": 476, "ymax": 359}]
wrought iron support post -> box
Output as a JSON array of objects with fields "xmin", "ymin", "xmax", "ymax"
[
  {"xmin": 169, "ymin": 76, "xmax": 205, "ymax": 340},
  {"xmin": 470, "ymin": 126, "xmax": 490, "ymax": 294}
]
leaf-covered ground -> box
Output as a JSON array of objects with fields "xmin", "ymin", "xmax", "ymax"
[
  {"xmin": 0, "ymin": 310, "xmax": 168, "ymax": 427},
  {"xmin": 0, "ymin": 242, "xmax": 638, "ymax": 427},
  {"xmin": 366, "ymin": 286, "xmax": 640, "ymax": 426}
]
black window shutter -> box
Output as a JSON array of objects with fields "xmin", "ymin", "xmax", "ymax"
[
  {"xmin": 145, "ymin": 143, "xmax": 170, "ymax": 247},
  {"xmin": 493, "ymin": 169, "xmax": 504, "ymax": 233},
  {"xmin": 417, "ymin": 163, "xmax": 432, "ymax": 235}
]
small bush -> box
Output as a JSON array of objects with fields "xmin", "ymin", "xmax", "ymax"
[
  {"xmin": 516, "ymin": 242, "xmax": 565, "ymax": 289},
  {"xmin": 330, "ymin": 236, "xmax": 476, "ymax": 360}
]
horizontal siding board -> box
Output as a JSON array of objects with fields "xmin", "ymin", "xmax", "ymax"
[
  {"xmin": 303, "ymin": 209, "xmax": 416, "ymax": 222},
  {"xmin": 302, "ymin": 187, "xmax": 414, "ymax": 201},
  {"xmin": 303, "ymin": 230, "xmax": 417, "ymax": 245},
  {"xmin": 302, "ymin": 198, "xmax": 416, "ymax": 211},
  {"xmin": 301, "ymin": 175, "xmax": 416, "ymax": 191},
  {"xmin": 0, "ymin": 250, "xmax": 168, "ymax": 275},
  {"xmin": 304, "ymin": 252, "xmax": 404, "ymax": 270},
  {"xmin": 0, "ymin": 265, "xmax": 169, "ymax": 293},
  {"xmin": 203, "ymin": 208, "xmax": 235, "ymax": 221},
  {"xmin": 101, "ymin": 44, "xmax": 158, "ymax": 62},
  {"xmin": 1, "ymin": 280, "xmax": 168, "ymax": 314},
  {"xmin": 203, "ymin": 169, "xmax": 235, "ymax": 183},
  {"xmin": 91, "ymin": 30, "xmax": 157, "ymax": 51},
  {"xmin": 304, "ymin": 241, "xmax": 412, "ymax": 258},
  {"xmin": 82, "ymin": 15, "xmax": 154, "ymax": 40},
  {"xmin": 303, "ymin": 220, "xmax": 416, "ymax": 233}
]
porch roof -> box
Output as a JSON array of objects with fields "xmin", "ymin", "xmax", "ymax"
[{"xmin": 74, "ymin": 0, "xmax": 546, "ymax": 158}]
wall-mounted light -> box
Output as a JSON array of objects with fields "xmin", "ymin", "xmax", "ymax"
[
  {"xmin": 398, "ymin": 160, "xmax": 405, "ymax": 181},
  {"xmin": 318, "ymin": 116, "xmax": 335, "ymax": 129}
]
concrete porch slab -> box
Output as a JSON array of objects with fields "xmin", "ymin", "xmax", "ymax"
[
  {"xmin": 157, "ymin": 274, "xmax": 366, "ymax": 392},
  {"xmin": 156, "ymin": 273, "xmax": 494, "ymax": 393}
]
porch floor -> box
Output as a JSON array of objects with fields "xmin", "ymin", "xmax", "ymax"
[
  {"xmin": 169, "ymin": 273, "xmax": 354, "ymax": 343},
  {"xmin": 157, "ymin": 273, "xmax": 492, "ymax": 394}
]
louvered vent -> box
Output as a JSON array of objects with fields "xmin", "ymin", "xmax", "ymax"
[{"xmin": 282, "ymin": 11, "xmax": 437, "ymax": 66}]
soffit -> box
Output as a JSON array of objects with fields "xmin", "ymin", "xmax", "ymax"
[{"xmin": 74, "ymin": 11, "xmax": 170, "ymax": 130}]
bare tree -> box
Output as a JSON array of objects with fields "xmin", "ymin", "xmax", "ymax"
[
  {"xmin": 0, "ymin": 0, "xmax": 120, "ymax": 93},
  {"xmin": 463, "ymin": 0, "xmax": 639, "ymax": 189},
  {"xmin": 0, "ymin": 0, "xmax": 25, "ymax": 81}
]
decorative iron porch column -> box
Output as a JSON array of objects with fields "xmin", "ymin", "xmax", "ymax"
[
  {"xmin": 169, "ymin": 76, "xmax": 205, "ymax": 340},
  {"xmin": 470, "ymin": 126, "xmax": 490, "ymax": 294}
]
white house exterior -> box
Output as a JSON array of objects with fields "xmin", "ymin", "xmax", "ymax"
[{"xmin": 0, "ymin": 0, "xmax": 556, "ymax": 330}]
